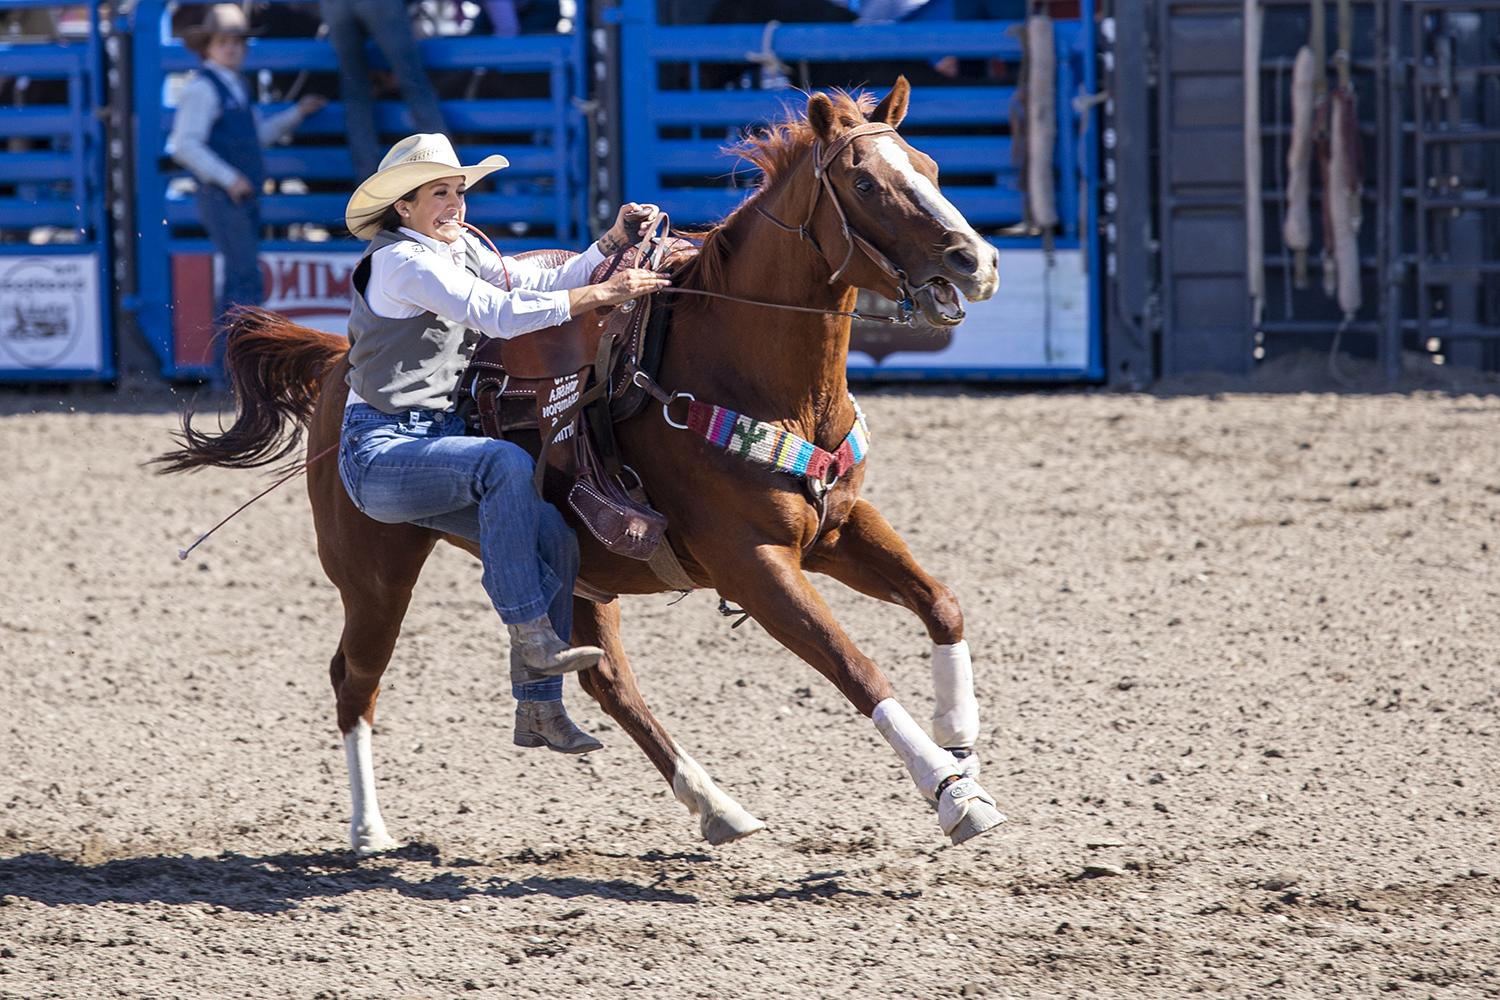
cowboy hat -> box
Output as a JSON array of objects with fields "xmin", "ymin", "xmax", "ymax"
[
  {"xmin": 182, "ymin": 4, "xmax": 259, "ymax": 57},
  {"xmin": 344, "ymin": 134, "xmax": 510, "ymax": 240}
]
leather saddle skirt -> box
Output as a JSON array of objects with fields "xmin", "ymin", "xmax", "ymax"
[{"xmin": 456, "ymin": 242, "xmax": 695, "ymax": 561}]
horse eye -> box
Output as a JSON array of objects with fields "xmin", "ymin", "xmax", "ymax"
[{"xmin": 854, "ymin": 177, "xmax": 874, "ymax": 195}]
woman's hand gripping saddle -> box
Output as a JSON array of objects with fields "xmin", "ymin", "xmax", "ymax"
[{"xmin": 457, "ymin": 244, "xmax": 689, "ymax": 562}]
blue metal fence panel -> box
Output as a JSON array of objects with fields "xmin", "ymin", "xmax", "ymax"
[
  {"xmin": 0, "ymin": 1, "xmax": 115, "ymax": 383},
  {"xmin": 611, "ymin": 0, "xmax": 1100, "ymax": 382},
  {"xmin": 129, "ymin": 0, "xmax": 588, "ymax": 379}
]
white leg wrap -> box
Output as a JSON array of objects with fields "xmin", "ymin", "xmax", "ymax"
[
  {"xmin": 931, "ymin": 640, "xmax": 979, "ymax": 748},
  {"xmin": 344, "ymin": 719, "xmax": 397, "ymax": 855},
  {"xmin": 872, "ymin": 698, "xmax": 959, "ymax": 799},
  {"xmin": 670, "ymin": 741, "xmax": 766, "ymax": 845}
]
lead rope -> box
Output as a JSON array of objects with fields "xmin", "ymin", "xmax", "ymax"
[
  {"xmin": 459, "ymin": 220, "xmax": 512, "ymax": 290},
  {"xmin": 176, "ymin": 439, "xmax": 340, "ymax": 559}
]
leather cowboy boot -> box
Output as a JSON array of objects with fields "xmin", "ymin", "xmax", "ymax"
[
  {"xmin": 507, "ymin": 615, "xmax": 604, "ymax": 675},
  {"xmin": 510, "ymin": 647, "xmax": 604, "ymax": 754}
]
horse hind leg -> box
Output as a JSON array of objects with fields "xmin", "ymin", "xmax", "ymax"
[
  {"xmin": 323, "ymin": 530, "xmax": 435, "ymax": 855},
  {"xmin": 333, "ymin": 643, "xmax": 400, "ymax": 856},
  {"xmin": 572, "ymin": 596, "xmax": 765, "ymax": 845},
  {"xmin": 806, "ymin": 498, "xmax": 981, "ymax": 779}
]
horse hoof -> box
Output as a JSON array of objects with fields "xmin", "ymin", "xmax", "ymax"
[
  {"xmin": 702, "ymin": 808, "xmax": 766, "ymax": 846},
  {"xmin": 351, "ymin": 827, "xmax": 401, "ymax": 856},
  {"xmin": 924, "ymin": 751, "xmax": 983, "ymax": 814},
  {"xmin": 947, "ymin": 747, "xmax": 981, "ymax": 780},
  {"xmin": 938, "ymin": 778, "xmax": 1006, "ymax": 846}
]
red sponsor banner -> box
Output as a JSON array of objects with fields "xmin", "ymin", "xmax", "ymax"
[
  {"xmin": 172, "ymin": 254, "xmax": 216, "ymax": 368},
  {"xmin": 171, "ymin": 250, "xmax": 359, "ymax": 369}
]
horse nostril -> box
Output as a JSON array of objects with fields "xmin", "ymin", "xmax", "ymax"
[{"xmin": 946, "ymin": 247, "xmax": 978, "ymax": 275}]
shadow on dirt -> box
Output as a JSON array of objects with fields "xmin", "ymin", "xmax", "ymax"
[
  {"xmin": 732, "ymin": 870, "xmax": 875, "ymax": 905},
  {"xmin": 0, "ymin": 843, "xmax": 698, "ymax": 913}
]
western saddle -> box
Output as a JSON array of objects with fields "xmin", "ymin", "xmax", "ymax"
[{"xmin": 456, "ymin": 241, "xmax": 695, "ymax": 566}]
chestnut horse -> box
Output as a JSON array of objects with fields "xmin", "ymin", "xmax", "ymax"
[{"xmin": 158, "ymin": 79, "xmax": 1006, "ymax": 850}]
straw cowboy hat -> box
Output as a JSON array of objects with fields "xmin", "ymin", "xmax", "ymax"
[
  {"xmin": 182, "ymin": 4, "xmax": 259, "ymax": 57},
  {"xmin": 345, "ymin": 134, "xmax": 509, "ymax": 239}
]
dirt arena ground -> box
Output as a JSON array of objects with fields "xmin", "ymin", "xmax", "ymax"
[{"xmin": 3, "ymin": 361, "xmax": 1499, "ymax": 999}]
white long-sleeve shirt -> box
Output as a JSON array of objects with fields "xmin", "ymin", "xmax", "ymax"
[
  {"xmin": 366, "ymin": 226, "xmax": 606, "ymax": 340},
  {"xmin": 165, "ymin": 61, "xmax": 305, "ymax": 189},
  {"xmin": 346, "ymin": 228, "xmax": 607, "ymax": 409}
]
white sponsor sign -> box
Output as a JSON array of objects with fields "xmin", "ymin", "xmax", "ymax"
[
  {"xmin": 245, "ymin": 250, "xmax": 361, "ymax": 334},
  {"xmin": 0, "ymin": 254, "xmax": 103, "ymax": 372},
  {"xmin": 849, "ymin": 248, "xmax": 1092, "ymax": 374}
]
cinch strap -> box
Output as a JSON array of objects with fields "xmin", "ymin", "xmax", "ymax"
[{"xmin": 685, "ymin": 396, "xmax": 870, "ymax": 484}]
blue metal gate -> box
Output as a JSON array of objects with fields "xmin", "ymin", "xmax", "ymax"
[
  {"xmin": 609, "ymin": 0, "xmax": 1100, "ymax": 380},
  {"xmin": 128, "ymin": 0, "xmax": 589, "ymax": 379},
  {"xmin": 0, "ymin": 0, "xmax": 115, "ymax": 383}
]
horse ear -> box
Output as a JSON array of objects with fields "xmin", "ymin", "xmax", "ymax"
[
  {"xmin": 807, "ymin": 93, "xmax": 838, "ymax": 143},
  {"xmin": 870, "ymin": 76, "xmax": 910, "ymax": 129}
]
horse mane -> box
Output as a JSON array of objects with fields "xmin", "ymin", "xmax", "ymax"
[{"xmin": 674, "ymin": 90, "xmax": 876, "ymax": 299}]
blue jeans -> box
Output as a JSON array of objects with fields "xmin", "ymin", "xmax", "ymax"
[
  {"xmin": 338, "ymin": 403, "xmax": 577, "ymax": 700},
  {"xmin": 197, "ymin": 186, "xmax": 262, "ymax": 386},
  {"xmin": 319, "ymin": 0, "xmax": 447, "ymax": 180}
]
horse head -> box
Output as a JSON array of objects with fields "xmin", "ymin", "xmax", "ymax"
[{"xmin": 801, "ymin": 77, "xmax": 1000, "ymax": 327}]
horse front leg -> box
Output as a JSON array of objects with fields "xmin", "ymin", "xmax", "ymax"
[
  {"xmin": 715, "ymin": 542, "xmax": 1004, "ymax": 846},
  {"xmin": 572, "ymin": 596, "xmax": 766, "ymax": 845},
  {"xmin": 805, "ymin": 498, "xmax": 981, "ymax": 778}
]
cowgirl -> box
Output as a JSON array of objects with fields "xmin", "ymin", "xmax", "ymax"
[{"xmin": 339, "ymin": 133, "xmax": 670, "ymax": 753}]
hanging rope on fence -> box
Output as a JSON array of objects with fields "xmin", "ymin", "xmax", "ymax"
[
  {"xmin": 1243, "ymin": 0, "xmax": 1265, "ymax": 327},
  {"xmin": 1283, "ymin": 46, "xmax": 1315, "ymax": 291},
  {"xmin": 1326, "ymin": 0, "xmax": 1362, "ymax": 320}
]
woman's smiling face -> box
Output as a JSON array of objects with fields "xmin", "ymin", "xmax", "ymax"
[{"xmin": 396, "ymin": 176, "xmax": 467, "ymax": 243}]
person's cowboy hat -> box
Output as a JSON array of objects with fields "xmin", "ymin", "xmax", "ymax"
[
  {"xmin": 344, "ymin": 134, "xmax": 509, "ymax": 240},
  {"xmin": 182, "ymin": 4, "xmax": 260, "ymax": 57}
]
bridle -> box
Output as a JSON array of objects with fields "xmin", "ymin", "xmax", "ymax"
[{"xmin": 753, "ymin": 120, "xmax": 957, "ymax": 322}]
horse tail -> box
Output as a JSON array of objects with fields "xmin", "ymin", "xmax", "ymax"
[{"xmin": 153, "ymin": 306, "xmax": 349, "ymax": 475}]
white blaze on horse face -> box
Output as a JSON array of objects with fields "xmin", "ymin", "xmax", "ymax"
[
  {"xmin": 670, "ymin": 741, "xmax": 766, "ymax": 844},
  {"xmin": 931, "ymin": 640, "xmax": 979, "ymax": 748},
  {"xmin": 872, "ymin": 697, "xmax": 960, "ymax": 798},
  {"xmin": 344, "ymin": 719, "xmax": 398, "ymax": 855},
  {"xmin": 871, "ymin": 136, "xmax": 974, "ymax": 239}
]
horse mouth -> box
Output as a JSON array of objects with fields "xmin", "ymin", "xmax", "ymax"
[{"xmin": 914, "ymin": 279, "xmax": 966, "ymax": 327}]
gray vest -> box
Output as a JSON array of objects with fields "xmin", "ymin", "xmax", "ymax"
[{"xmin": 345, "ymin": 229, "xmax": 485, "ymax": 414}]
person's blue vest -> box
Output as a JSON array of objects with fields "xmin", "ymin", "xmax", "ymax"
[{"xmin": 200, "ymin": 67, "xmax": 265, "ymax": 188}]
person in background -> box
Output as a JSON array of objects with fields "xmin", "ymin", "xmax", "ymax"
[
  {"xmin": 167, "ymin": 3, "xmax": 327, "ymax": 384},
  {"xmin": 318, "ymin": 0, "xmax": 446, "ymax": 180}
]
